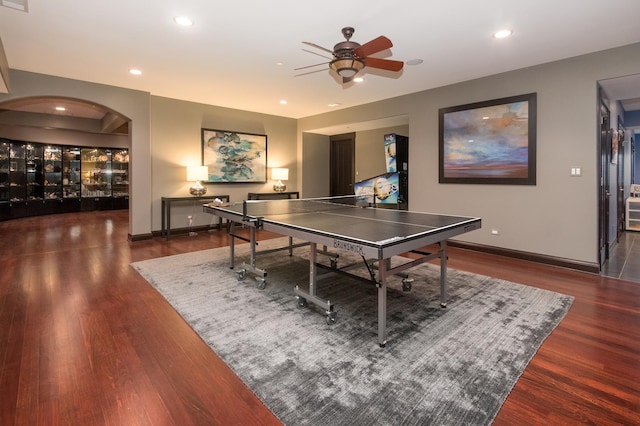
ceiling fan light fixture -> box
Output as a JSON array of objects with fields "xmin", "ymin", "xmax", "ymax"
[{"xmin": 330, "ymin": 58, "xmax": 365, "ymax": 78}]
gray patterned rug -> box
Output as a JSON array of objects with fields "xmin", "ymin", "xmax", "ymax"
[{"xmin": 131, "ymin": 238, "xmax": 573, "ymax": 425}]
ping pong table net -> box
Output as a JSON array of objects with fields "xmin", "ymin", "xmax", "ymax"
[{"xmin": 240, "ymin": 195, "xmax": 365, "ymax": 220}]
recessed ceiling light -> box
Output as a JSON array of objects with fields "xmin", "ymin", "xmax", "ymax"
[
  {"xmin": 1, "ymin": 0, "xmax": 28, "ymax": 12},
  {"xmin": 174, "ymin": 16, "xmax": 193, "ymax": 26},
  {"xmin": 276, "ymin": 62, "xmax": 284, "ymax": 66},
  {"xmin": 493, "ymin": 29, "xmax": 512, "ymax": 39},
  {"xmin": 279, "ymin": 100, "xmax": 287, "ymax": 105},
  {"xmin": 129, "ymin": 68, "xmax": 142, "ymax": 75},
  {"xmin": 406, "ymin": 59, "xmax": 424, "ymax": 66},
  {"xmin": 353, "ymin": 77, "xmax": 364, "ymax": 83},
  {"xmin": 55, "ymin": 106, "xmax": 66, "ymax": 111},
  {"xmin": 328, "ymin": 103, "xmax": 341, "ymax": 108}
]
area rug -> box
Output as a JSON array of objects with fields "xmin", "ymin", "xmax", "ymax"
[{"xmin": 131, "ymin": 238, "xmax": 574, "ymax": 425}]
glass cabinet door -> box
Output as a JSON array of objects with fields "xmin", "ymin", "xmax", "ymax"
[
  {"xmin": 9, "ymin": 142, "xmax": 26, "ymax": 202},
  {"xmin": 81, "ymin": 148, "xmax": 111, "ymax": 197},
  {"xmin": 26, "ymin": 144, "xmax": 44, "ymax": 201},
  {"xmin": 62, "ymin": 147, "xmax": 81, "ymax": 198},
  {"xmin": 111, "ymin": 149, "xmax": 129, "ymax": 197},
  {"xmin": 0, "ymin": 140, "xmax": 9, "ymax": 202},
  {"xmin": 43, "ymin": 145, "xmax": 62, "ymax": 199}
]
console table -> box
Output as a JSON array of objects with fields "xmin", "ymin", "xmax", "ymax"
[
  {"xmin": 247, "ymin": 191, "xmax": 299, "ymax": 200},
  {"xmin": 161, "ymin": 195, "xmax": 230, "ymax": 240}
]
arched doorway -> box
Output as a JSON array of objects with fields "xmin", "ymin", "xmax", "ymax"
[{"xmin": 0, "ymin": 95, "xmax": 131, "ymax": 219}]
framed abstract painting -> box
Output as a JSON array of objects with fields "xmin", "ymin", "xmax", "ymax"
[
  {"xmin": 201, "ymin": 128, "xmax": 267, "ymax": 183},
  {"xmin": 439, "ymin": 93, "xmax": 537, "ymax": 185}
]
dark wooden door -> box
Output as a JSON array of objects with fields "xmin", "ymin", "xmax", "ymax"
[
  {"xmin": 330, "ymin": 133, "xmax": 355, "ymax": 196},
  {"xmin": 632, "ymin": 135, "xmax": 636, "ymax": 185},
  {"xmin": 599, "ymin": 102, "xmax": 610, "ymax": 266}
]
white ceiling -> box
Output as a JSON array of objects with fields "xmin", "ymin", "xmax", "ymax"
[{"xmin": 1, "ymin": 0, "xmax": 640, "ymax": 120}]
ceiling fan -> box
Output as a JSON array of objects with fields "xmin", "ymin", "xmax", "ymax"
[{"xmin": 296, "ymin": 27, "xmax": 404, "ymax": 84}]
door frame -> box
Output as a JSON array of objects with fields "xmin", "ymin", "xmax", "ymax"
[
  {"xmin": 598, "ymin": 99, "xmax": 611, "ymax": 267},
  {"xmin": 616, "ymin": 117, "xmax": 625, "ymax": 240}
]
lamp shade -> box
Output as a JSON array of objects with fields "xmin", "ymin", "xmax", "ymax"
[
  {"xmin": 187, "ymin": 165, "xmax": 208, "ymax": 182},
  {"xmin": 271, "ymin": 167, "xmax": 289, "ymax": 181}
]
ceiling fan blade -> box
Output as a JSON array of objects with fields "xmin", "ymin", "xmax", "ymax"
[
  {"xmin": 354, "ymin": 35, "xmax": 393, "ymax": 58},
  {"xmin": 294, "ymin": 62, "xmax": 329, "ymax": 71},
  {"xmin": 364, "ymin": 57, "xmax": 404, "ymax": 72},
  {"xmin": 295, "ymin": 68, "xmax": 328, "ymax": 77},
  {"xmin": 302, "ymin": 41, "xmax": 335, "ymax": 55},
  {"xmin": 302, "ymin": 48, "xmax": 333, "ymax": 60}
]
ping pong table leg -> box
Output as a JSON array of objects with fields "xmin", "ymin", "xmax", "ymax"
[
  {"xmin": 377, "ymin": 258, "xmax": 388, "ymax": 348},
  {"xmin": 229, "ymin": 222, "xmax": 236, "ymax": 269},
  {"xmin": 309, "ymin": 242, "xmax": 317, "ymax": 297},
  {"xmin": 294, "ymin": 242, "xmax": 336, "ymax": 325},
  {"xmin": 249, "ymin": 226, "xmax": 257, "ymax": 268},
  {"xmin": 440, "ymin": 241, "xmax": 447, "ymax": 308}
]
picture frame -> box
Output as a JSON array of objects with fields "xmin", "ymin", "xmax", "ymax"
[
  {"xmin": 201, "ymin": 128, "xmax": 267, "ymax": 183},
  {"xmin": 612, "ymin": 118, "xmax": 623, "ymax": 164},
  {"xmin": 439, "ymin": 93, "xmax": 537, "ymax": 185}
]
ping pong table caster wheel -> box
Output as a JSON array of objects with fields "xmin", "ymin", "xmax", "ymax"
[
  {"xmin": 257, "ymin": 280, "xmax": 267, "ymax": 290},
  {"xmin": 236, "ymin": 269, "xmax": 246, "ymax": 281},
  {"xmin": 326, "ymin": 311, "xmax": 337, "ymax": 325},
  {"xmin": 402, "ymin": 278, "xmax": 413, "ymax": 292},
  {"xmin": 297, "ymin": 297, "xmax": 308, "ymax": 309}
]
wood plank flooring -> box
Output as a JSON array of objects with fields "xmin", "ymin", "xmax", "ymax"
[{"xmin": 1, "ymin": 210, "xmax": 638, "ymax": 425}]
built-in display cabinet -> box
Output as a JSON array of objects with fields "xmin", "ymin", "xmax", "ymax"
[
  {"xmin": 0, "ymin": 139, "xmax": 128, "ymax": 221},
  {"xmin": 626, "ymin": 197, "xmax": 640, "ymax": 232}
]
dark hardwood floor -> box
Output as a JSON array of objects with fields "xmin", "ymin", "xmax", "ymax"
[{"xmin": 1, "ymin": 210, "xmax": 638, "ymax": 425}]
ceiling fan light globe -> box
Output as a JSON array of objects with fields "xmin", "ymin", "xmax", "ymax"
[
  {"xmin": 330, "ymin": 58, "xmax": 365, "ymax": 79},
  {"xmin": 339, "ymin": 69, "xmax": 357, "ymax": 77}
]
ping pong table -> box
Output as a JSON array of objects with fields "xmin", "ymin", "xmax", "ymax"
[{"xmin": 203, "ymin": 196, "xmax": 481, "ymax": 347}]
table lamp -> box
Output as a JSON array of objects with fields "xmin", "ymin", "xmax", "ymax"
[
  {"xmin": 272, "ymin": 167, "xmax": 288, "ymax": 192},
  {"xmin": 187, "ymin": 165, "xmax": 208, "ymax": 196}
]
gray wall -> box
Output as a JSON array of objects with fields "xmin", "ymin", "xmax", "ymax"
[
  {"xmin": 2, "ymin": 42, "xmax": 640, "ymax": 267},
  {"xmin": 355, "ymin": 126, "xmax": 409, "ymax": 181},
  {"xmin": 298, "ymin": 42, "xmax": 640, "ymax": 267},
  {"xmin": 0, "ymin": 70, "xmax": 151, "ymax": 237},
  {"xmin": 300, "ymin": 132, "xmax": 330, "ymax": 198},
  {"xmin": 149, "ymin": 96, "xmax": 297, "ymax": 231},
  {"xmin": 0, "ymin": 71, "xmax": 298, "ymax": 236},
  {"xmin": 299, "ymin": 125, "xmax": 409, "ymax": 198}
]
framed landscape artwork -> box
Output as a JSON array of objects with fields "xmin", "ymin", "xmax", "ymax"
[
  {"xmin": 439, "ymin": 93, "xmax": 537, "ymax": 185},
  {"xmin": 201, "ymin": 128, "xmax": 267, "ymax": 183}
]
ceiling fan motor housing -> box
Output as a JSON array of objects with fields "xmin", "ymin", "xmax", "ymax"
[
  {"xmin": 335, "ymin": 27, "xmax": 360, "ymax": 59},
  {"xmin": 333, "ymin": 41, "xmax": 361, "ymax": 58}
]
